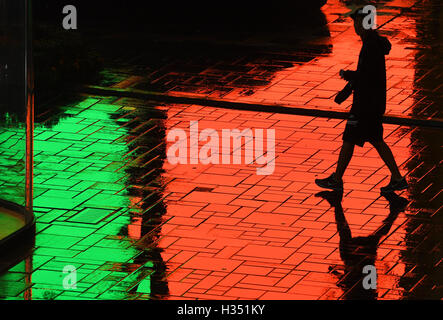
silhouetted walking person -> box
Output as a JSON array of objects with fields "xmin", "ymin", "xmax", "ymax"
[{"xmin": 315, "ymin": 8, "xmax": 408, "ymax": 193}]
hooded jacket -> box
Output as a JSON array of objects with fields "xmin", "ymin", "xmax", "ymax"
[{"xmin": 343, "ymin": 30, "xmax": 391, "ymax": 123}]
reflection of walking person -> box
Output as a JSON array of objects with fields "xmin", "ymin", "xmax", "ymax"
[
  {"xmin": 316, "ymin": 190, "xmax": 409, "ymax": 299},
  {"xmin": 316, "ymin": 8, "xmax": 408, "ymax": 193}
]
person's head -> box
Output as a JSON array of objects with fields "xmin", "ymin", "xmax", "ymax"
[
  {"xmin": 350, "ymin": 9, "xmax": 371, "ymax": 37},
  {"xmin": 352, "ymin": 14, "xmax": 364, "ymax": 36}
]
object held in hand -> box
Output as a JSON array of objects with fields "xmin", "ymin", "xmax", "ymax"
[{"xmin": 334, "ymin": 82, "xmax": 353, "ymax": 104}]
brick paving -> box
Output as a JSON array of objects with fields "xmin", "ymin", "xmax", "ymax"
[
  {"xmin": 0, "ymin": 0, "xmax": 442, "ymax": 300},
  {"xmin": 1, "ymin": 94, "xmax": 441, "ymax": 300}
]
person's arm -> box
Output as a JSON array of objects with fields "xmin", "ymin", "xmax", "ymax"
[{"xmin": 341, "ymin": 70, "xmax": 358, "ymax": 83}]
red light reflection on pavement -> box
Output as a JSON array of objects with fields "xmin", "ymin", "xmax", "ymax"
[{"xmin": 159, "ymin": 103, "xmax": 413, "ymax": 299}]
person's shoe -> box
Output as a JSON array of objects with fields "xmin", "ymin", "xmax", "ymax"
[
  {"xmin": 380, "ymin": 176, "xmax": 408, "ymax": 193},
  {"xmin": 315, "ymin": 173, "xmax": 343, "ymax": 191}
]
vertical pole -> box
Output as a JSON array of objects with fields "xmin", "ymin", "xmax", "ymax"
[
  {"xmin": 25, "ymin": 0, "xmax": 33, "ymax": 214},
  {"xmin": 24, "ymin": 0, "xmax": 34, "ymax": 300}
]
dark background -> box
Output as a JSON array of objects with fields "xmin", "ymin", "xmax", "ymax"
[{"xmin": 33, "ymin": 0, "xmax": 328, "ymax": 31}]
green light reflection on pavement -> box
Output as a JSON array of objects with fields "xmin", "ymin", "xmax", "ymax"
[{"xmin": 3, "ymin": 97, "xmax": 153, "ymax": 300}]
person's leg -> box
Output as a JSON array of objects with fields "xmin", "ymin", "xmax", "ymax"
[
  {"xmin": 316, "ymin": 117, "xmax": 359, "ymax": 190},
  {"xmin": 370, "ymin": 140, "xmax": 402, "ymax": 180},
  {"xmin": 315, "ymin": 141, "xmax": 355, "ymax": 190},
  {"xmin": 335, "ymin": 141, "xmax": 355, "ymax": 180}
]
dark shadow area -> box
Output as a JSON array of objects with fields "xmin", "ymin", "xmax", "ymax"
[
  {"xmin": 117, "ymin": 104, "xmax": 170, "ymax": 299},
  {"xmin": 34, "ymin": 1, "xmax": 328, "ymax": 33},
  {"xmin": 316, "ymin": 190, "xmax": 408, "ymax": 299},
  {"xmin": 0, "ymin": 0, "xmax": 26, "ymax": 121},
  {"xmin": 0, "ymin": 0, "xmax": 35, "ymax": 276},
  {"xmin": 32, "ymin": 1, "xmax": 332, "ymax": 126},
  {"xmin": 399, "ymin": 0, "xmax": 443, "ymax": 299}
]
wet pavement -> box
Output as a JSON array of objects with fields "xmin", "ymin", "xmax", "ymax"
[{"xmin": 0, "ymin": 0, "xmax": 442, "ymax": 300}]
